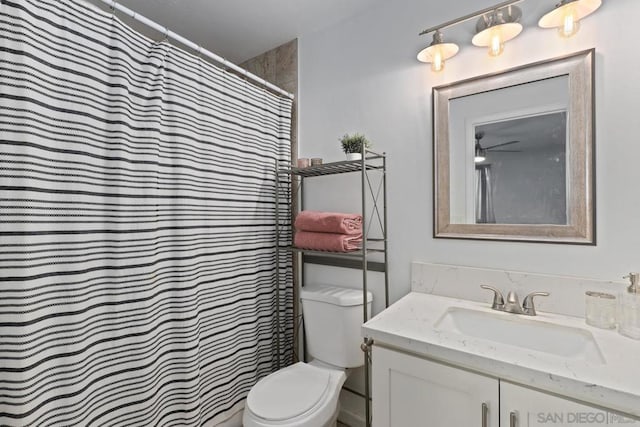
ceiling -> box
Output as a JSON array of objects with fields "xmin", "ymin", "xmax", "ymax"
[{"xmin": 99, "ymin": 0, "xmax": 386, "ymax": 64}]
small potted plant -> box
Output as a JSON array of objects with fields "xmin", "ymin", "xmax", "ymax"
[{"xmin": 340, "ymin": 133, "xmax": 371, "ymax": 160}]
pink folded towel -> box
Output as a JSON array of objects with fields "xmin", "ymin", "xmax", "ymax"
[
  {"xmin": 294, "ymin": 231, "xmax": 362, "ymax": 252},
  {"xmin": 294, "ymin": 211, "xmax": 362, "ymax": 235}
]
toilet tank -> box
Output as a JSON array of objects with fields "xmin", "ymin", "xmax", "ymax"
[{"xmin": 300, "ymin": 285, "xmax": 373, "ymax": 369}]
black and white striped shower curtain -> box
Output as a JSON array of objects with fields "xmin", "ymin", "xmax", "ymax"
[{"xmin": 0, "ymin": 0, "xmax": 293, "ymax": 425}]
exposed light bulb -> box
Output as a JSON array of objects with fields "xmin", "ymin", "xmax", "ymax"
[
  {"xmin": 474, "ymin": 155, "xmax": 486, "ymax": 163},
  {"xmin": 489, "ymin": 31, "xmax": 504, "ymax": 56},
  {"xmin": 560, "ymin": 9, "xmax": 580, "ymax": 37},
  {"xmin": 472, "ymin": 7, "xmax": 522, "ymax": 57},
  {"xmin": 431, "ymin": 49, "xmax": 444, "ymax": 72},
  {"xmin": 539, "ymin": 0, "xmax": 601, "ymax": 38},
  {"xmin": 417, "ymin": 30, "xmax": 458, "ymax": 73}
]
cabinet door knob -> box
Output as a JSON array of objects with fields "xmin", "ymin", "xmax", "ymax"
[
  {"xmin": 510, "ymin": 411, "xmax": 518, "ymax": 427},
  {"xmin": 481, "ymin": 402, "xmax": 488, "ymax": 427}
]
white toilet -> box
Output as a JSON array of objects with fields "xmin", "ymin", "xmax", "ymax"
[{"xmin": 243, "ymin": 285, "xmax": 372, "ymax": 427}]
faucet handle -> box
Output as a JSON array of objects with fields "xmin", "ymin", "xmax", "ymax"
[
  {"xmin": 522, "ymin": 292, "xmax": 550, "ymax": 316},
  {"xmin": 480, "ymin": 285, "xmax": 505, "ymax": 310}
]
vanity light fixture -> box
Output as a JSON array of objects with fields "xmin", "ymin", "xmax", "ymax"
[
  {"xmin": 417, "ymin": 30, "xmax": 459, "ymax": 72},
  {"xmin": 538, "ymin": 0, "xmax": 602, "ymax": 38},
  {"xmin": 472, "ymin": 6, "xmax": 523, "ymax": 57},
  {"xmin": 418, "ymin": 0, "xmax": 524, "ymax": 71}
]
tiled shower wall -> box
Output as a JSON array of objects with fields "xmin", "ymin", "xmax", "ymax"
[{"xmin": 240, "ymin": 39, "xmax": 298, "ymax": 163}]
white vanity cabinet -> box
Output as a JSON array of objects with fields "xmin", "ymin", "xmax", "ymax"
[
  {"xmin": 500, "ymin": 382, "xmax": 621, "ymax": 427},
  {"xmin": 372, "ymin": 346, "xmax": 499, "ymax": 427},
  {"xmin": 372, "ymin": 346, "xmax": 624, "ymax": 427}
]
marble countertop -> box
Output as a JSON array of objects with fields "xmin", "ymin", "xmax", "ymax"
[{"xmin": 363, "ymin": 292, "xmax": 640, "ymax": 419}]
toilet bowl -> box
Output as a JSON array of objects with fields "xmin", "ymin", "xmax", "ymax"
[
  {"xmin": 242, "ymin": 361, "xmax": 346, "ymax": 427},
  {"xmin": 243, "ymin": 285, "xmax": 372, "ymax": 427}
]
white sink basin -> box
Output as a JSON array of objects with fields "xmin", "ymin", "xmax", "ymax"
[{"xmin": 435, "ymin": 307, "xmax": 604, "ymax": 364}]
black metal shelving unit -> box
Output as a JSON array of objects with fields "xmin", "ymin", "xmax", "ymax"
[{"xmin": 275, "ymin": 148, "xmax": 389, "ymax": 427}]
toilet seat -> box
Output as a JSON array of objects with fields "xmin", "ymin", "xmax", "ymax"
[
  {"xmin": 247, "ymin": 363, "xmax": 331, "ymax": 421},
  {"xmin": 243, "ymin": 362, "xmax": 346, "ymax": 427}
]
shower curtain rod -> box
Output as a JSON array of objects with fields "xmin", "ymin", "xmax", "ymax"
[{"xmin": 99, "ymin": 0, "xmax": 295, "ymax": 100}]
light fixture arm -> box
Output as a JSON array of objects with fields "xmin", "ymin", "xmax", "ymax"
[
  {"xmin": 431, "ymin": 30, "xmax": 444, "ymax": 45},
  {"xmin": 418, "ymin": 0, "xmax": 523, "ymax": 36},
  {"xmin": 475, "ymin": 6, "xmax": 522, "ymax": 33}
]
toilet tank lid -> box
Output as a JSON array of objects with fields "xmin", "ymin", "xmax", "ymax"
[{"xmin": 300, "ymin": 285, "xmax": 372, "ymax": 306}]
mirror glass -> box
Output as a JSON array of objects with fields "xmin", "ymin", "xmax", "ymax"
[
  {"xmin": 448, "ymin": 76, "xmax": 568, "ymax": 226},
  {"xmin": 433, "ymin": 50, "xmax": 594, "ymax": 244}
]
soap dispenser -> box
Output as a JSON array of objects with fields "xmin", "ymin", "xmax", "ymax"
[{"xmin": 619, "ymin": 273, "xmax": 640, "ymax": 340}]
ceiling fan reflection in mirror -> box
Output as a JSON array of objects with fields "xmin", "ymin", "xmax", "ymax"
[{"xmin": 474, "ymin": 131, "xmax": 521, "ymax": 163}]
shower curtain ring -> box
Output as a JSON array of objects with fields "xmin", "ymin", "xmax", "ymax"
[{"xmin": 164, "ymin": 27, "xmax": 170, "ymax": 41}]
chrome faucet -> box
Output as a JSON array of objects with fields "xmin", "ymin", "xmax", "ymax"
[{"xmin": 480, "ymin": 285, "xmax": 549, "ymax": 316}]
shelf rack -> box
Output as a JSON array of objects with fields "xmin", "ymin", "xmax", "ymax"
[{"xmin": 275, "ymin": 149, "xmax": 389, "ymax": 427}]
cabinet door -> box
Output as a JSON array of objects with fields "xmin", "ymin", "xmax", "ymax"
[
  {"xmin": 500, "ymin": 382, "xmax": 639, "ymax": 427},
  {"xmin": 372, "ymin": 346, "xmax": 499, "ymax": 427}
]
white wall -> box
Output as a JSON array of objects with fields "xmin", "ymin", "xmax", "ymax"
[{"xmin": 298, "ymin": 0, "xmax": 640, "ymax": 305}]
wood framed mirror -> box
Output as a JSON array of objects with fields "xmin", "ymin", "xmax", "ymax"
[{"xmin": 433, "ymin": 49, "xmax": 595, "ymax": 244}]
